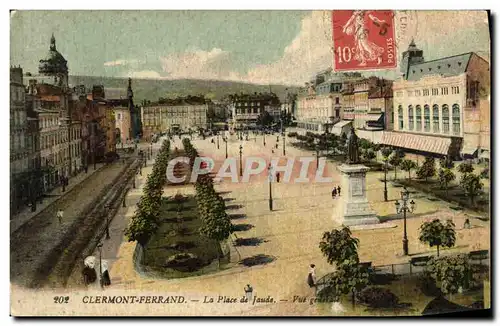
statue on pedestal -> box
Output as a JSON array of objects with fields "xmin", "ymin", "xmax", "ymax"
[{"xmin": 346, "ymin": 125, "xmax": 360, "ymax": 165}]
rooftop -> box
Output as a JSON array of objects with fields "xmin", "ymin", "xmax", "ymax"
[{"xmin": 405, "ymin": 52, "xmax": 488, "ymax": 81}]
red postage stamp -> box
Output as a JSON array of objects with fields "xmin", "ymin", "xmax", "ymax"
[{"xmin": 332, "ymin": 10, "xmax": 397, "ymax": 71}]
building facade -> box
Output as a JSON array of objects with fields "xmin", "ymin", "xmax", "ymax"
[
  {"xmin": 10, "ymin": 67, "xmax": 30, "ymax": 215},
  {"xmin": 383, "ymin": 41, "xmax": 490, "ymax": 159},
  {"xmin": 230, "ymin": 92, "xmax": 280, "ymax": 127},
  {"xmin": 142, "ymin": 96, "xmax": 210, "ymax": 137},
  {"xmin": 295, "ymin": 71, "xmax": 364, "ymax": 133}
]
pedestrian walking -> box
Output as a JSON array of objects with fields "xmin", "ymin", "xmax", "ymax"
[
  {"xmin": 463, "ymin": 218, "xmax": 471, "ymax": 229},
  {"xmin": 276, "ymin": 172, "xmax": 280, "ymax": 183},
  {"xmin": 307, "ymin": 264, "xmax": 316, "ymax": 288},
  {"xmin": 56, "ymin": 209, "xmax": 64, "ymax": 224},
  {"xmin": 337, "ymin": 185, "xmax": 341, "ymax": 196},
  {"xmin": 332, "ymin": 187, "xmax": 337, "ymax": 198}
]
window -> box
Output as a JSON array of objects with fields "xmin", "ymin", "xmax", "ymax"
[
  {"xmin": 117, "ymin": 113, "xmax": 121, "ymax": 121},
  {"xmin": 407, "ymin": 90, "xmax": 413, "ymax": 97},
  {"xmin": 441, "ymin": 87, "xmax": 448, "ymax": 95},
  {"xmin": 451, "ymin": 86, "xmax": 460, "ymax": 94},
  {"xmin": 424, "ymin": 105, "xmax": 430, "ymax": 132},
  {"xmin": 335, "ymin": 97, "xmax": 340, "ymax": 104},
  {"xmin": 432, "ymin": 88, "xmax": 439, "ymax": 96},
  {"xmin": 452, "ymin": 104, "xmax": 460, "ymax": 135},
  {"xmin": 442, "ymin": 104, "xmax": 450, "ymax": 133},
  {"xmin": 416, "ymin": 105, "xmax": 422, "ymax": 130},
  {"xmin": 408, "ymin": 105, "xmax": 414, "ymax": 130},
  {"xmin": 415, "ymin": 90, "xmax": 421, "ymax": 96}
]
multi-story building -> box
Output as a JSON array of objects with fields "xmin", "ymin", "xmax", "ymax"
[
  {"xmin": 295, "ymin": 70, "xmax": 362, "ymax": 133},
  {"xmin": 10, "ymin": 67, "xmax": 30, "ymax": 214},
  {"xmin": 229, "ymin": 92, "xmax": 280, "ymax": 128},
  {"xmin": 382, "ymin": 40, "xmax": 490, "ymax": 159},
  {"xmin": 142, "ymin": 96, "xmax": 210, "ymax": 137},
  {"xmin": 340, "ymin": 77, "xmax": 393, "ymax": 142}
]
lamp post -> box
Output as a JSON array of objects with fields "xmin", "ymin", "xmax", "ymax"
[
  {"xmin": 268, "ymin": 163, "xmax": 273, "ymax": 211},
  {"xmin": 395, "ymin": 187, "xmax": 416, "ymax": 256},
  {"xmin": 383, "ymin": 157, "xmax": 389, "ymax": 202},
  {"xmin": 282, "ymin": 133, "xmax": 286, "ymax": 156},
  {"xmin": 150, "ymin": 142, "xmax": 153, "ymax": 157},
  {"xmin": 263, "ymin": 132, "xmax": 266, "ymax": 147},
  {"xmin": 315, "ymin": 142, "xmax": 320, "ymax": 170},
  {"xmin": 224, "ymin": 137, "xmax": 228, "ymax": 159},
  {"xmin": 239, "ymin": 144, "xmax": 243, "ymax": 177},
  {"xmin": 97, "ymin": 241, "xmax": 103, "ymax": 288},
  {"xmin": 104, "ymin": 204, "xmax": 111, "ymax": 240},
  {"xmin": 217, "ymin": 133, "xmax": 220, "ymax": 149}
]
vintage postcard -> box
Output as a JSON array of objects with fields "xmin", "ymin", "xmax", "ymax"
[{"xmin": 9, "ymin": 10, "xmax": 491, "ymax": 317}]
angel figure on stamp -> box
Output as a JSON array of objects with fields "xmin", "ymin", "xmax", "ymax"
[{"xmin": 342, "ymin": 10, "xmax": 386, "ymax": 66}]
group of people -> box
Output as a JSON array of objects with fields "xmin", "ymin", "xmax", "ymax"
[{"xmin": 331, "ymin": 185, "xmax": 341, "ymax": 198}]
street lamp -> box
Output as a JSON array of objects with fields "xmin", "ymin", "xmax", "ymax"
[
  {"xmin": 383, "ymin": 156, "xmax": 389, "ymax": 202},
  {"xmin": 395, "ymin": 187, "xmax": 416, "ymax": 256},
  {"xmin": 268, "ymin": 163, "xmax": 273, "ymax": 211},
  {"xmin": 217, "ymin": 133, "xmax": 220, "ymax": 149},
  {"xmin": 263, "ymin": 132, "xmax": 266, "ymax": 147},
  {"xmin": 224, "ymin": 137, "xmax": 228, "ymax": 159},
  {"xmin": 282, "ymin": 132, "xmax": 286, "ymax": 156},
  {"xmin": 315, "ymin": 140, "xmax": 320, "ymax": 170},
  {"xmin": 239, "ymin": 144, "xmax": 243, "ymax": 177},
  {"xmin": 104, "ymin": 204, "xmax": 111, "ymax": 240},
  {"xmin": 150, "ymin": 142, "xmax": 153, "ymax": 156},
  {"xmin": 97, "ymin": 241, "xmax": 104, "ymax": 288}
]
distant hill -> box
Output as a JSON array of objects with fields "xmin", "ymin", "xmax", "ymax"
[{"xmin": 68, "ymin": 76, "xmax": 300, "ymax": 103}]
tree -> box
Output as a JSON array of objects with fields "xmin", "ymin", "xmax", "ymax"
[
  {"xmin": 426, "ymin": 254, "xmax": 472, "ymax": 299},
  {"xmin": 324, "ymin": 258, "xmax": 369, "ymax": 305},
  {"xmin": 388, "ymin": 150, "xmax": 405, "ymax": 180},
  {"xmin": 256, "ymin": 110, "xmax": 273, "ymax": 127},
  {"xmin": 362, "ymin": 149, "xmax": 376, "ymax": 162},
  {"xmin": 438, "ymin": 168, "xmax": 456, "ymax": 196},
  {"xmin": 400, "ymin": 159, "xmax": 418, "ymax": 180},
  {"xmin": 460, "ymin": 173, "xmax": 483, "ymax": 206},
  {"xmin": 319, "ymin": 227, "xmax": 360, "ymax": 266},
  {"xmin": 416, "ymin": 157, "xmax": 436, "ymax": 182},
  {"xmin": 458, "ymin": 161, "xmax": 474, "ymax": 175},
  {"xmin": 439, "ymin": 156, "xmax": 455, "ymax": 169},
  {"xmin": 419, "ymin": 219, "xmax": 456, "ymax": 257}
]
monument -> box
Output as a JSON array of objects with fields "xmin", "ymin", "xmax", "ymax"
[{"xmin": 333, "ymin": 125, "xmax": 379, "ymax": 226}]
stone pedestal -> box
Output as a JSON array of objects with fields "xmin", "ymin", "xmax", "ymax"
[{"xmin": 332, "ymin": 164, "xmax": 379, "ymax": 226}]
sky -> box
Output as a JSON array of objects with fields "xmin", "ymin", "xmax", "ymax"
[{"xmin": 10, "ymin": 10, "xmax": 490, "ymax": 86}]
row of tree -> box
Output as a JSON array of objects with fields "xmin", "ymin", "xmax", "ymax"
[
  {"xmin": 125, "ymin": 140, "xmax": 171, "ymax": 248},
  {"xmin": 289, "ymin": 132, "xmax": 485, "ymax": 205},
  {"xmin": 182, "ymin": 138, "xmax": 234, "ymax": 243}
]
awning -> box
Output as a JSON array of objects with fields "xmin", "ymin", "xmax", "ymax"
[
  {"xmin": 461, "ymin": 147, "xmax": 478, "ymax": 156},
  {"xmin": 480, "ymin": 150, "xmax": 490, "ymax": 160},
  {"xmin": 331, "ymin": 120, "xmax": 352, "ymax": 136},
  {"xmin": 333, "ymin": 120, "xmax": 353, "ymax": 128},
  {"xmin": 381, "ymin": 131, "xmax": 452, "ymax": 155},
  {"xmin": 357, "ymin": 113, "xmax": 384, "ymax": 122}
]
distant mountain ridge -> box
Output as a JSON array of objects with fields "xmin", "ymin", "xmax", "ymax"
[{"xmin": 68, "ymin": 75, "xmax": 300, "ymax": 103}]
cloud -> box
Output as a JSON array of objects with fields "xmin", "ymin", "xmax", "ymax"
[
  {"xmin": 104, "ymin": 59, "xmax": 141, "ymax": 67},
  {"xmin": 126, "ymin": 70, "xmax": 164, "ymax": 79},
  {"xmin": 159, "ymin": 48, "xmax": 240, "ymax": 81}
]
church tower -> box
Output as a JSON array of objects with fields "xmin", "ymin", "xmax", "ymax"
[{"xmin": 400, "ymin": 39, "xmax": 425, "ymax": 79}]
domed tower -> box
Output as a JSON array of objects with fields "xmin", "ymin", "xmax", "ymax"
[
  {"xmin": 39, "ymin": 34, "xmax": 68, "ymax": 88},
  {"xmin": 400, "ymin": 39, "xmax": 424, "ymax": 79}
]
